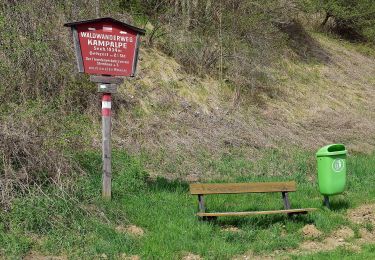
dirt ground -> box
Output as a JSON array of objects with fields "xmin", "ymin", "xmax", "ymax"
[
  {"xmin": 234, "ymin": 203, "xmax": 375, "ymax": 259},
  {"xmin": 23, "ymin": 252, "xmax": 67, "ymax": 260},
  {"xmin": 301, "ymin": 224, "xmax": 322, "ymax": 238},
  {"xmin": 348, "ymin": 204, "xmax": 375, "ymax": 225},
  {"xmin": 181, "ymin": 253, "xmax": 202, "ymax": 260},
  {"xmin": 115, "ymin": 225, "xmax": 145, "ymax": 236}
]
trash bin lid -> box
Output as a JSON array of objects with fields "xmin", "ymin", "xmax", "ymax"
[{"xmin": 316, "ymin": 144, "xmax": 347, "ymax": 157}]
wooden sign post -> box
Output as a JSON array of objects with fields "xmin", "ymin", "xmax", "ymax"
[{"xmin": 65, "ymin": 17, "xmax": 145, "ymax": 199}]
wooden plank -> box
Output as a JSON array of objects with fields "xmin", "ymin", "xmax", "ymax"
[
  {"xmin": 102, "ymin": 94, "xmax": 112, "ymax": 199},
  {"xmin": 190, "ymin": 182, "xmax": 296, "ymax": 195},
  {"xmin": 323, "ymin": 195, "xmax": 330, "ymax": 208},
  {"xmin": 90, "ymin": 75, "xmax": 124, "ymax": 84},
  {"xmin": 64, "ymin": 17, "xmax": 146, "ymax": 35},
  {"xmin": 131, "ymin": 34, "xmax": 141, "ymax": 76},
  {"xmin": 197, "ymin": 208, "xmax": 317, "ymax": 217},
  {"xmin": 282, "ymin": 192, "xmax": 291, "ymax": 209},
  {"xmin": 72, "ymin": 27, "xmax": 84, "ymax": 72}
]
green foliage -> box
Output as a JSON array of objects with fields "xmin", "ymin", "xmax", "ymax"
[
  {"xmin": 305, "ymin": 0, "xmax": 375, "ymax": 41},
  {"xmin": 120, "ymin": 1, "xmax": 293, "ymax": 90},
  {"xmin": 0, "ymin": 0, "xmax": 107, "ymax": 206},
  {"xmin": 0, "ymin": 230, "xmax": 31, "ymax": 257}
]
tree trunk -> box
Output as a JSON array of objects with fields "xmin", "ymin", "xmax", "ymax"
[
  {"xmin": 174, "ymin": 0, "xmax": 180, "ymax": 15},
  {"xmin": 205, "ymin": 0, "xmax": 212, "ymax": 18},
  {"xmin": 321, "ymin": 12, "xmax": 331, "ymax": 27},
  {"xmin": 95, "ymin": 0, "xmax": 100, "ymax": 18}
]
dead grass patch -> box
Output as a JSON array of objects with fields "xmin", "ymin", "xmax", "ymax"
[
  {"xmin": 118, "ymin": 254, "xmax": 140, "ymax": 260},
  {"xmin": 181, "ymin": 253, "xmax": 202, "ymax": 260},
  {"xmin": 232, "ymin": 250, "xmax": 285, "ymax": 260},
  {"xmin": 23, "ymin": 251, "xmax": 67, "ymax": 260},
  {"xmin": 357, "ymin": 228, "xmax": 375, "ymax": 245},
  {"xmin": 348, "ymin": 204, "xmax": 375, "ymax": 225},
  {"xmin": 221, "ymin": 225, "xmax": 242, "ymax": 232},
  {"xmin": 115, "ymin": 225, "xmax": 145, "ymax": 236},
  {"xmin": 299, "ymin": 226, "xmax": 355, "ymax": 253},
  {"xmin": 234, "ymin": 225, "xmax": 362, "ymax": 259},
  {"xmin": 301, "ymin": 224, "xmax": 322, "ymax": 238}
]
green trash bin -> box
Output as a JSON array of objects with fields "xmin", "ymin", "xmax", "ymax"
[{"xmin": 316, "ymin": 144, "xmax": 347, "ymax": 196}]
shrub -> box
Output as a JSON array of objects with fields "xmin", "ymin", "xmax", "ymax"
[{"xmin": 304, "ymin": 0, "xmax": 375, "ymax": 42}]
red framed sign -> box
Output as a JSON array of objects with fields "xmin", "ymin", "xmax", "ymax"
[{"xmin": 65, "ymin": 17, "xmax": 145, "ymax": 77}]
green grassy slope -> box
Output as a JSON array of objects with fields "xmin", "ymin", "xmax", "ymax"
[{"xmin": 1, "ymin": 149, "xmax": 375, "ymax": 259}]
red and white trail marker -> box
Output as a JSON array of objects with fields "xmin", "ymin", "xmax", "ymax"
[
  {"xmin": 102, "ymin": 94, "xmax": 112, "ymax": 116},
  {"xmin": 65, "ymin": 17, "xmax": 145, "ymax": 199}
]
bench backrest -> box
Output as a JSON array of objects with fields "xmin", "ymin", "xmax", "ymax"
[{"xmin": 190, "ymin": 181, "xmax": 296, "ymax": 195}]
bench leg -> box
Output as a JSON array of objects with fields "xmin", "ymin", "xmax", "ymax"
[
  {"xmin": 198, "ymin": 194, "xmax": 205, "ymax": 213},
  {"xmin": 282, "ymin": 192, "xmax": 307, "ymax": 216},
  {"xmin": 204, "ymin": 216, "xmax": 217, "ymax": 221},
  {"xmin": 282, "ymin": 192, "xmax": 291, "ymax": 210},
  {"xmin": 323, "ymin": 195, "xmax": 330, "ymax": 209},
  {"xmin": 197, "ymin": 195, "xmax": 217, "ymax": 221},
  {"xmin": 281, "ymin": 192, "xmax": 293, "ymax": 217},
  {"xmin": 198, "ymin": 194, "xmax": 205, "ymax": 221}
]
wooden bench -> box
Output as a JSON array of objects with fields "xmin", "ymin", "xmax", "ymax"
[{"xmin": 190, "ymin": 181, "xmax": 317, "ymax": 219}]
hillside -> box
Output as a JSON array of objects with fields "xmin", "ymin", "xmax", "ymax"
[
  {"xmin": 1, "ymin": 1, "xmax": 375, "ymax": 259},
  {"xmin": 113, "ymin": 33, "xmax": 375, "ymax": 180},
  {"xmin": 1, "ymin": 0, "xmax": 375, "ymax": 191}
]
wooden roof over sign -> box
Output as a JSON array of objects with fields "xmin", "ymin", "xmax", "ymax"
[{"xmin": 64, "ymin": 17, "xmax": 146, "ymax": 35}]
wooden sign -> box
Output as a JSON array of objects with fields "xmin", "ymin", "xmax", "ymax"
[
  {"xmin": 65, "ymin": 17, "xmax": 145, "ymax": 200},
  {"xmin": 64, "ymin": 17, "xmax": 145, "ymax": 76}
]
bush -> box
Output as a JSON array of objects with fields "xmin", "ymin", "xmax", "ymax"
[
  {"xmin": 134, "ymin": 0, "xmax": 297, "ymax": 93},
  {"xmin": 0, "ymin": 0, "xmax": 105, "ymax": 207},
  {"xmin": 304, "ymin": 0, "xmax": 375, "ymax": 42}
]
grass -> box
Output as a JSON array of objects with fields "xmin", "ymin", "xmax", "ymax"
[
  {"xmin": 313, "ymin": 32, "xmax": 375, "ymax": 58},
  {"xmin": 1, "ymin": 2, "xmax": 374, "ymax": 259},
  {"xmin": 1, "ymin": 148, "xmax": 375, "ymax": 259},
  {"xmin": 296, "ymin": 243, "xmax": 375, "ymax": 260}
]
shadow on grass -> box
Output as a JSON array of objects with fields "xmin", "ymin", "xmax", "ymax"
[
  {"xmin": 212, "ymin": 213, "xmax": 314, "ymax": 229},
  {"xmin": 324, "ymin": 198, "xmax": 351, "ymax": 211},
  {"xmin": 146, "ymin": 176, "xmax": 190, "ymax": 192},
  {"xmin": 276, "ymin": 19, "xmax": 331, "ymax": 64}
]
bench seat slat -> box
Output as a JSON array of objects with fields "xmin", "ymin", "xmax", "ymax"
[
  {"xmin": 190, "ymin": 181, "xmax": 296, "ymax": 195},
  {"xmin": 197, "ymin": 208, "xmax": 317, "ymax": 217}
]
